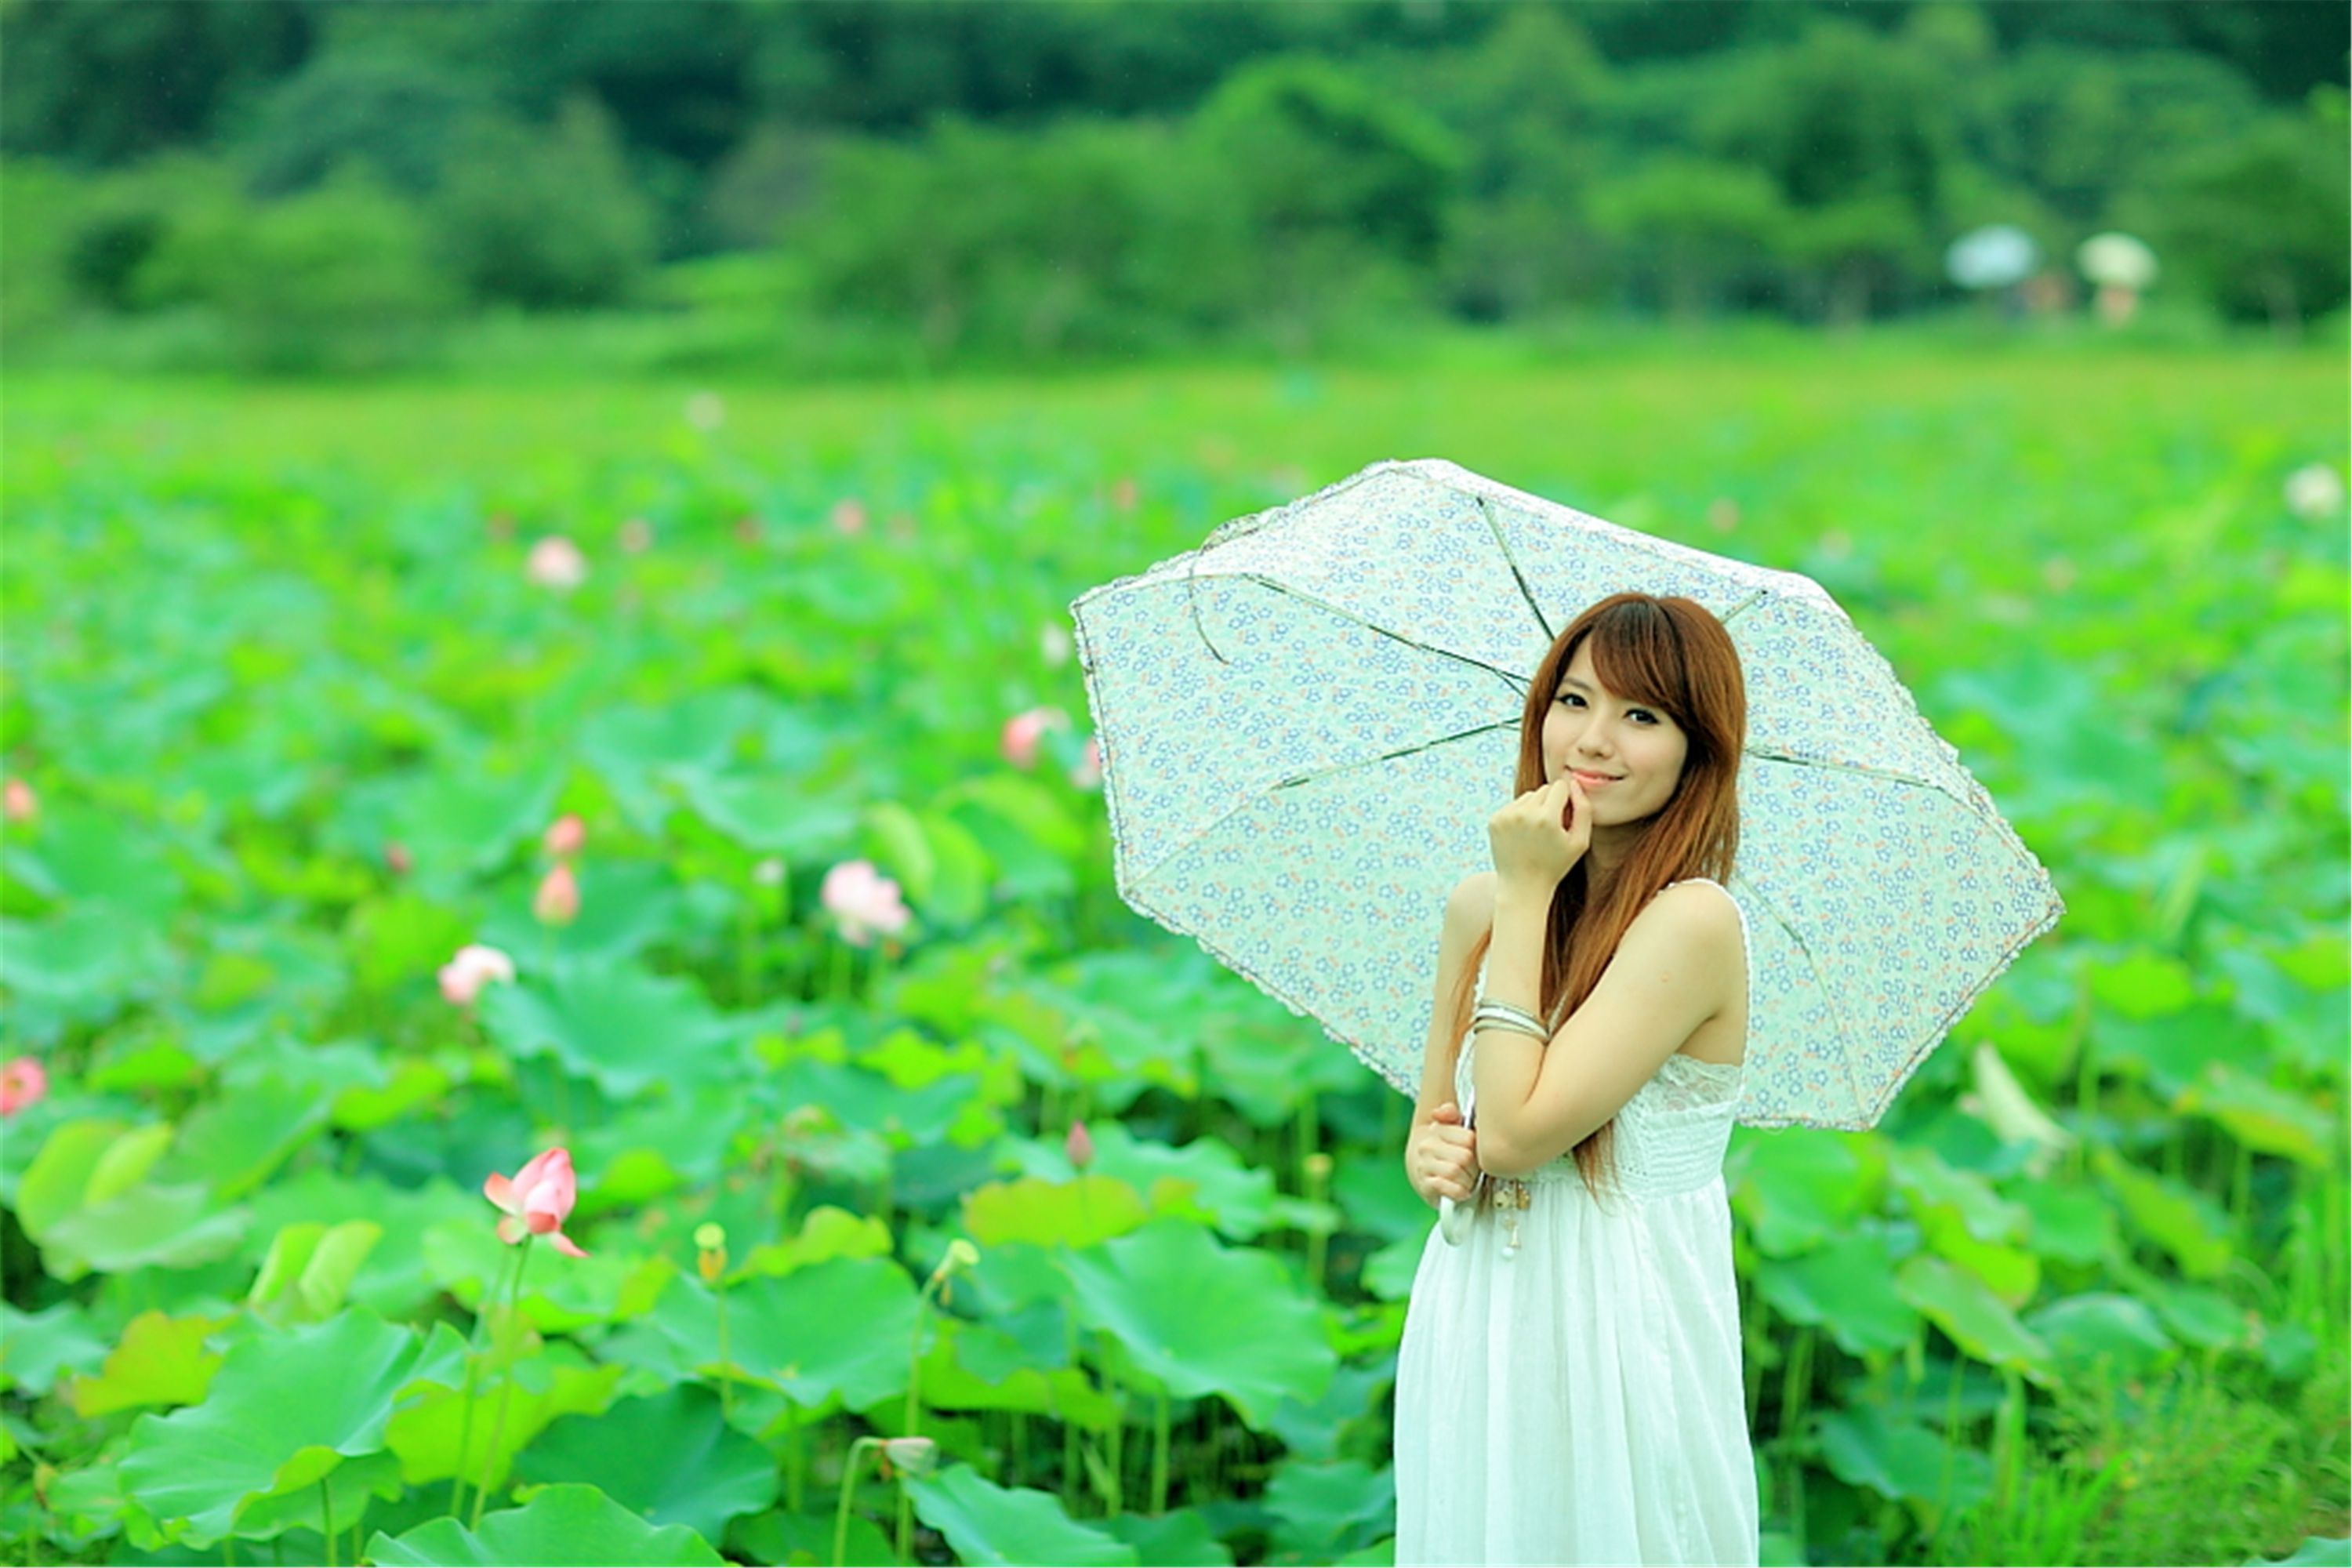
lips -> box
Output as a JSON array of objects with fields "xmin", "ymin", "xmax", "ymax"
[{"xmin": 1569, "ymin": 769, "xmax": 1621, "ymax": 787}]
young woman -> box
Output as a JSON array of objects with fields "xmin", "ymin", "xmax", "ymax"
[{"xmin": 1393, "ymin": 592, "xmax": 1759, "ymax": 1566}]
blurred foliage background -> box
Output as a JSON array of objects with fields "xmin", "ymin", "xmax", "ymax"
[{"xmin": 2, "ymin": 0, "xmax": 2347, "ymax": 373}]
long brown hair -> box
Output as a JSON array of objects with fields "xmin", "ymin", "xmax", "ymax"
[{"xmin": 1447, "ymin": 593, "xmax": 1747, "ymax": 1195}]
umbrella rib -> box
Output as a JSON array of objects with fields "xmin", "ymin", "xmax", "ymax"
[
  {"xmin": 1269, "ymin": 719, "xmax": 1522, "ymax": 790},
  {"xmin": 1732, "ymin": 879, "xmax": 1871, "ymax": 1121},
  {"xmin": 1478, "ymin": 497, "xmax": 1555, "ymax": 643},
  {"xmin": 1744, "ymin": 745, "xmax": 1943, "ymax": 792},
  {"xmin": 1717, "ymin": 586, "xmax": 1770, "ymax": 626},
  {"xmin": 1210, "ymin": 575, "xmax": 1530, "ymax": 691}
]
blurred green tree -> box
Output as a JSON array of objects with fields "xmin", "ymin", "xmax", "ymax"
[
  {"xmin": 432, "ymin": 97, "xmax": 659, "ymax": 310},
  {"xmin": 1700, "ymin": 20, "xmax": 1960, "ymax": 320},
  {"xmin": 1588, "ymin": 157, "xmax": 1789, "ymax": 321},
  {"xmin": 234, "ymin": 49, "xmax": 496, "ymax": 199},
  {"xmin": 2134, "ymin": 90, "xmax": 2350, "ymax": 339},
  {"xmin": 136, "ymin": 165, "xmax": 456, "ymax": 371}
]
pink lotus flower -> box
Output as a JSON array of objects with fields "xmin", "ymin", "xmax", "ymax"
[
  {"xmin": 1065, "ymin": 1120, "xmax": 1094, "ymax": 1171},
  {"xmin": 830, "ymin": 499, "xmax": 869, "ymax": 537},
  {"xmin": 618, "ymin": 517, "xmax": 654, "ymax": 554},
  {"xmin": 2, "ymin": 779, "xmax": 34, "ymax": 823},
  {"xmin": 1069, "ymin": 735, "xmax": 1102, "ymax": 792},
  {"xmin": 543, "ymin": 813, "xmax": 586, "ymax": 858},
  {"xmin": 484, "ymin": 1147, "xmax": 588, "ymax": 1258},
  {"xmin": 534, "ymin": 862, "xmax": 580, "ymax": 926},
  {"xmin": 385, "ymin": 840, "xmax": 413, "ymax": 876},
  {"xmin": 0, "ymin": 1057, "xmax": 47, "ymax": 1116},
  {"xmin": 821, "ymin": 859, "xmax": 909, "ymax": 947},
  {"xmin": 525, "ymin": 535, "xmax": 589, "ymax": 591},
  {"xmin": 438, "ymin": 943, "xmax": 517, "ymax": 1007},
  {"xmin": 1000, "ymin": 706, "xmax": 1069, "ymax": 770}
]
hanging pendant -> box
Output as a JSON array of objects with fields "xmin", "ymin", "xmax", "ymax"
[{"xmin": 1490, "ymin": 1178, "xmax": 1532, "ymax": 1259}]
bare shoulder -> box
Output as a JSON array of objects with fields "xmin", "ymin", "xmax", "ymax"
[
  {"xmin": 1625, "ymin": 879, "xmax": 1745, "ymax": 968},
  {"xmin": 1442, "ymin": 869, "xmax": 1498, "ymax": 942}
]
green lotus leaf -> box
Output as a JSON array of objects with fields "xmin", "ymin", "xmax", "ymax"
[
  {"xmin": 241, "ymin": 1170, "xmax": 479, "ymax": 1323},
  {"xmin": 118, "ymin": 1308, "xmax": 467, "ymax": 1545},
  {"xmin": 477, "ymin": 859, "xmax": 684, "ymax": 968},
  {"xmin": 1102, "ymin": 1508, "xmax": 1238, "ymax": 1566},
  {"xmin": 776, "ymin": 1057, "xmax": 995, "ymax": 1148},
  {"xmin": 1889, "ymin": 1146, "xmax": 2025, "ymax": 1243},
  {"xmin": 345, "ymin": 887, "xmax": 476, "ymax": 996},
  {"xmin": 227, "ymin": 1446, "xmax": 407, "ymax": 1544},
  {"xmin": 2024, "ymin": 1293, "xmax": 2174, "ymax": 1385},
  {"xmin": 368, "ymin": 1482, "xmax": 728, "ymax": 1566},
  {"xmin": 1062, "ymin": 1219, "xmax": 1337, "ymax": 1428},
  {"xmin": 584, "ymin": 691, "xmax": 771, "ymax": 836},
  {"xmin": 155, "ymin": 1072, "xmax": 328, "ymax": 1200},
  {"xmin": 2093, "ymin": 1007, "xmax": 2237, "ymax": 1098},
  {"xmin": 2089, "ymin": 949, "xmax": 2198, "ymax": 1018},
  {"xmin": 727, "ymin": 1508, "xmax": 897, "ymax": 1566},
  {"xmin": 1330, "ymin": 1149, "xmax": 1430, "ymax": 1245},
  {"xmin": 0, "ymin": 906, "xmax": 177, "ymax": 1042},
  {"xmin": 1265, "ymin": 1458, "xmax": 1395, "ymax": 1562},
  {"xmin": 1814, "ymin": 1404, "xmax": 1992, "ymax": 1512},
  {"xmin": 1008, "ymin": 1123, "xmax": 1277, "ymax": 1241},
  {"xmin": 1268, "ymin": 1363, "xmax": 1397, "ymax": 1465},
  {"xmin": 2150, "ymin": 1283, "xmax": 2250, "ymax": 1349},
  {"xmin": 248, "ymin": 1219, "xmax": 383, "ymax": 1324},
  {"xmin": 736, "ymin": 1204, "xmax": 895, "ymax": 1279},
  {"xmin": 67, "ymin": 1310, "xmax": 227, "ymax": 1417},
  {"xmin": 648, "ymin": 1255, "xmax": 922, "ymax": 1414},
  {"xmin": 3, "ymin": 1301, "xmax": 113, "ymax": 1396},
  {"xmin": 1894, "ymin": 1256, "xmax": 2053, "ymax": 1385},
  {"xmin": 516, "ymin": 1387, "xmax": 777, "ymax": 1544},
  {"xmin": 964, "ymin": 1175, "xmax": 1149, "ymax": 1249},
  {"xmin": 917, "ymin": 1319, "xmax": 1116, "ymax": 1427},
  {"xmin": 5, "ymin": 802, "xmax": 183, "ymax": 912},
  {"xmin": 2015, "ymin": 1181, "xmax": 2115, "ymax": 1265},
  {"xmin": 1753, "ymin": 1233, "xmax": 1920, "ymax": 1356},
  {"xmin": 332, "ymin": 768, "xmax": 561, "ymax": 882},
  {"xmin": 2176, "ymin": 1065, "xmax": 2337, "ymax": 1167},
  {"xmin": 16, "ymin": 1118, "xmax": 140, "ymax": 1239},
  {"xmin": 1729, "ymin": 1129, "xmax": 1884, "ymax": 1258},
  {"xmin": 334, "ymin": 1056, "xmax": 456, "ymax": 1133},
  {"xmin": 386, "ymin": 1355, "xmax": 626, "ymax": 1493},
  {"xmin": 40, "ymin": 1181, "xmax": 249, "ymax": 1282},
  {"xmin": 2095, "ymin": 1147, "xmax": 2231, "ymax": 1280},
  {"xmin": 571, "ymin": 1085, "xmax": 757, "ymax": 1213},
  {"xmin": 675, "ymin": 770, "xmax": 862, "ymax": 859},
  {"xmin": 477, "ymin": 964, "xmax": 736, "ymax": 1100},
  {"xmin": 909, "ymin": 1465, "xmax": 1138, "ymax": 1567},
  {"xmin": 422, "ymin": 1218, "xmax": 671, "ymax": 1333}
]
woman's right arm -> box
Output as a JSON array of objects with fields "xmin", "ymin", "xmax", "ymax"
[{"xmin": 1403, "ymin": 872, "xmax": 1494, "ymax": 1209}]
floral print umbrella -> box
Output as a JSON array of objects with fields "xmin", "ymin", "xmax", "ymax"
[{"xmin": 1069, "ymin": 459, "xmax": 2063, "ymax": 1131}]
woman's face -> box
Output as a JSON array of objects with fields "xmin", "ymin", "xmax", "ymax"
[{"xmin": 1540, "ymin": 639, "xmax": 1690, "ymax": 829}]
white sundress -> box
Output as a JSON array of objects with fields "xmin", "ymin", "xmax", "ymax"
[{"xmin": 1392, "ymin": 878, "xmax": 1761, "ymax": 1567}]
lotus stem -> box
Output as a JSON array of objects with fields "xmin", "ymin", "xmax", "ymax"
[
  {"xmin": 449, "ymin": 1240, "xmax": 526, "ymax": 1519},
  {"xmin": 319, "ymin": 1478, "xmax": 335, "ymax": 1568},
  {"xmin": 470, "ymin": 1236, "xmax": 535, "ymax": 1530},
  {"xmin": 1150, "ymin": 1388, "xmax": 1171, "ymax": 1513},
  {"xmin": 833, "ymin": 1436, "xmax": 879, "ymax": 1568}
]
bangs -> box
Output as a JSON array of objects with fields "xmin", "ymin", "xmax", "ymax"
[{"xmin": 1576, "ymin": 599, "xmax": 1690, "ymax": 717}]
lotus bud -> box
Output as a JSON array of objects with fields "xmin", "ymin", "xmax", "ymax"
[
  {"xmin": 880, "ymin": 1436, "xmax": 938, "ymax": 1479},
  {"xmin": 695, "ymin": 1221, "xmax": 728, "ymax": 1283},
  {"xmin": 2, "ymin": 778, "xmax": 35, "ymax": 823},
  {"xmin": 483, "ymin": 1146, "xmax": 588, "ymax": 1258},
  {"xmin": 830, "ymin": 499, "xmax": 869, "ymax": 537},
  {"xmin": 534, "ymin": 862, "xmax": 581, "ymax": 927},
  {"xmin": 1065, "ymin": 1120, "xmax": 1094, "ymax": 1172},
  {"xmin": 384, "ymin": 840, "xmax": 413, "ymax": 876},
  {"xmin": 544, "ymin": 813, "xmax": 586, "ymax": 859},
  {"xmin": 1000, "ymin": 707, "xmax": 1069, "ymax": 771}
]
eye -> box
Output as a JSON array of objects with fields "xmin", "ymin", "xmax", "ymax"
[
  {"xmin": 1554, "ymin": 691, "xmax": 1585, "ymax": 708},
  {"xmin": 1628, "ymin": 707, "xmax": 1660, "ymax": 725}
]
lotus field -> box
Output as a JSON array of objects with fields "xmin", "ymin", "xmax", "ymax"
[{"xmin": 1, "ymin": 347, "xmax": 2346, "ymax": 1567}]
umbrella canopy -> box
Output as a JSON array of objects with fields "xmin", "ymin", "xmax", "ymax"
[{"xmin": 1069, "ymin": 459, "xmax": 2062, "ymax": 1131}]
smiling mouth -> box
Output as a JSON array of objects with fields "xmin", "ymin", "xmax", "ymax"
[{"xmin": 1570, "ymin": 769, "xmax": 1621, "ymax": 784}]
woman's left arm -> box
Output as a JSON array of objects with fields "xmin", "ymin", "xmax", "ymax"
[{"xmin": 1470, "ymin": 883, "xmax": 1741, "ymax": 1177}]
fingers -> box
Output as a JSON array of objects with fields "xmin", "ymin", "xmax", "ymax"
[{"xmin": 1432, "ymin": 1101, "xmax": 1461, "ymax": 1123}]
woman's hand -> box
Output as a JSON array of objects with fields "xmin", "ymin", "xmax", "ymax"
[
  {"xmin": 1406, "ymin": 1101, "xmax": 1480, "ymax": 1208},
  {"xmin": 1486, "ymin": 775, "xmax": 1589, "ymax": 892}
]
